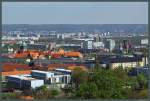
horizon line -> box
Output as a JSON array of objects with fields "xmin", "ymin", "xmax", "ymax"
[{"xmin": 2, "ymin": 23, "xmax": 148, "ymax": 25}]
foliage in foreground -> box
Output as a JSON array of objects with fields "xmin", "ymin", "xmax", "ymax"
[
  {"xmin": 1, "ymin": 67, "xmax": 148, "ymax": 99},
  {"xmin": 1, "ymin": 93, "xmax": 21, "ymax": 99},
  {"xmin": 71, "ymin": 67, "xmax": 148, "ymax": 99}
]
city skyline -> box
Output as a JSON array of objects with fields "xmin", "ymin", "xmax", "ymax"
[{"xmin": 2, "ymin": 2, "xmax": 148, "ymax": 24}]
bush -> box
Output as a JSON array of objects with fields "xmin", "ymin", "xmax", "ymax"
[
  {"xmin": 33, "ymin": 85, "xmax": 50, "ymax": 99},
  {"xmin": 51, "ymin": 89, "xmax": 59, "ymax": 97},
  {"xmin": 138, "ymin": 89, "xmax": 148, "ymax": 98},
  {"xmin": 137, "ymin": 73, "xmax": 148, "ymax": 89},
  {"xmin": 1, "ymin": 93, "xmax": 20, "ymax": 99}
]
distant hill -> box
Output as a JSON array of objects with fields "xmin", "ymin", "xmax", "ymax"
[{"xmin": 2, "ymin": 24, "xmax": 148, "ymax": 34}]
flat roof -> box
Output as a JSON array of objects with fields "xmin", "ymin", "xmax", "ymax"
[
  {"xmin": 55, "ymin": 68, "xmax": 71, "ymax": 72},
  {"xmin": 51, "ymin": 71, "xmax": 70, "ymax": 76},
  {"xmin": 99, "ymin": 56, "xmax": 143, "ymax": 64},
  {"xmin": 31, "ymin": 70, "xmax": 54, "ymax": 74},
  {"xmin": 32, "ymin": 70, "xmax": 70, "ymax": 76},
  {"xmin": 8, "ymin": 75, "xmax": 37, "ymax": 81}
]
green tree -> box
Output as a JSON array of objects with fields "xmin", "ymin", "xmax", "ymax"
[
  {"xmin": 33, "ymin": 85, "xmax": 50, "ymax": 99},
  {"xmin": 75, "ymin": 82, "xmax": 98, "ymax": 99},
  {"xmin": 51, "ymin": 89, "xmax": 59, "ymax": 97},
  {"xmin": 71, "ymin": 67, "xmax": 88, "ymax": 89},
  {"xmin": 74, "ymin": 68, "xmax": 133, "ymax": 99},
  {"xmin": 137, "ymin": 73, "xmax": 148, "ymax": 89},
  {"xmin": 92, "ymin": 69, "xmax": 125, "ymax": 98},
  {"xmin": 37, "ymin": 85, "xmax": 49, "ymax": 92},
  {"xmin": 113, "ymin": 66, "xmax": 128, "ymax": 80}
]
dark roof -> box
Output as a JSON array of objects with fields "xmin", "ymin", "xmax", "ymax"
[
  {"xmin": 78, "ymin": 49, "xmax": 101, "ymax": 53},
  {"xmin": 99, "ymin": 55, "xmax": 144, "ymax": 64},
  {"xmin": 52, "ymin": 71, "xmax": 69, "ymax": 75},
  {"xmin": 128, "ymin": 67, "xmax": 148, "ymax": 76}
]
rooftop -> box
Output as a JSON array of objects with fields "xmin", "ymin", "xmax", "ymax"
[
  {"xmin": 99, "ymin": 54, "xmax": 144, "ymax": 64},
  {"xmin": 31, "ymin": 70, "xmax": 54, "ymax": 75},
  {"xmin": 55, "ymin": 68, "xmax": 71, "ymax": 72},
  {"xmin": 2, "ymin": 70, "xmax": 31, "ymax": 76},
  {"xmin": 8, "ymin": 75, "xmax": 37, "ymax": 81},
  {"xmin": 51, "ymin": 71, "xmax": 68, "ymax": 75},
  {"xmin": 32, "ymin": 69, "xmax": 71, "ymax": 75}
]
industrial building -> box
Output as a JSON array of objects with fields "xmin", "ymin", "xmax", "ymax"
[
  {"xmin": 31, "ymin": 70, "xmax": 54, "ymax": 80},
  {"xmin": 6, "ymin": 75, "xmax": 44, "ymax": 89},
  {"xmin": 1, "ymin": 70, "xmax": 31, "ymax": 82},
  {"xmin": 4, "ymin": 68, "xmax": 72, "ymax": 90},
  {"xmin": 55, "ymin": 68, "xmax": 72, "ymax": 75},
  {"xmin": 31, "ymin": 69, "xmax": 71, "ymax": 84}
]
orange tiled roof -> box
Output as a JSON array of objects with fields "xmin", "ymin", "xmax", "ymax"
[
  {"xmin": 2, "ymin": 70, "xmax": 31, "ymax": 76},
  {"xmin": 2, "ymin": 63, "xmax": 30, "ymax": 72},
  {"xmin": 15, "ymin": 53, "xmax": 28, "ymax": 58},
  {"xmin": 64, "ymin": 52, "xmax": 82, "ymax": 57}
]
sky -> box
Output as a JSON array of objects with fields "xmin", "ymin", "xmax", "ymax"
[{"xmin": 2, "ymin": 2, "xmax": 148, "ymax": 24}]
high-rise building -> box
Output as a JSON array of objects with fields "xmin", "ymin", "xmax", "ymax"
[
  {"xmin": 83, "ymin": 40, "xmax": 93, "ymax": 49},
  {"xmin": 105, "ymin": 39, "xmax": 115, "ymax": 52},
  {"xmin": 123, "ymin": 40, "xmax": 128, "ymax": 49},
  {"xmin": 122, "ymin": 39, "xmax": 131, "ymax": 53},
  {"xmin": 94, "ymin": 36, "xmax": 101, "ymax": 42}
]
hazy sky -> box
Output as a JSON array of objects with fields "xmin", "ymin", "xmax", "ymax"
[{"xmin": 2, "ymin": 2, "xmax": 148, "ymax": 24}]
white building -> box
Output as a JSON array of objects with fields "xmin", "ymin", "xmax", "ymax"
[
  {"xmin": 73, "ymin": 38, "xmax": 94, "ymax": 41},
  {"xmin": 7, "ymin": 75, "xmax": 44, "ymax": 89},
  {"xmin": 83, "ymin": 40, "xmax": 93, "ymax": 49},
  {"xmin": 105, "ymin": 39, "xmax": 116, "ymax": 52},
  {"xmin": 61, "ymin": 34, "xmax": 65, "ymax": 39},
  {"xmin": 55, "ymin": 68, "xmax": 71, "ymax": 74},
  {"xmin": 2, "ymin": 35, "xmax": 39, "ymax": 41},
  {"xmin": 31, "ymin": 70, "xmax": 71, "ymax": 85},
  {"xmin": 93, "ymin": 42, "xmax": 104, "ymax": 49},
  {"xmin": 141, "ymin": 38, "xmax": 148, "ymax": 45}
]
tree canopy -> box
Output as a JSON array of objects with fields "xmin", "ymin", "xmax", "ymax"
[{"xmin": 71, "ymin": 66, "xmax": 148, "ymax": 99}]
